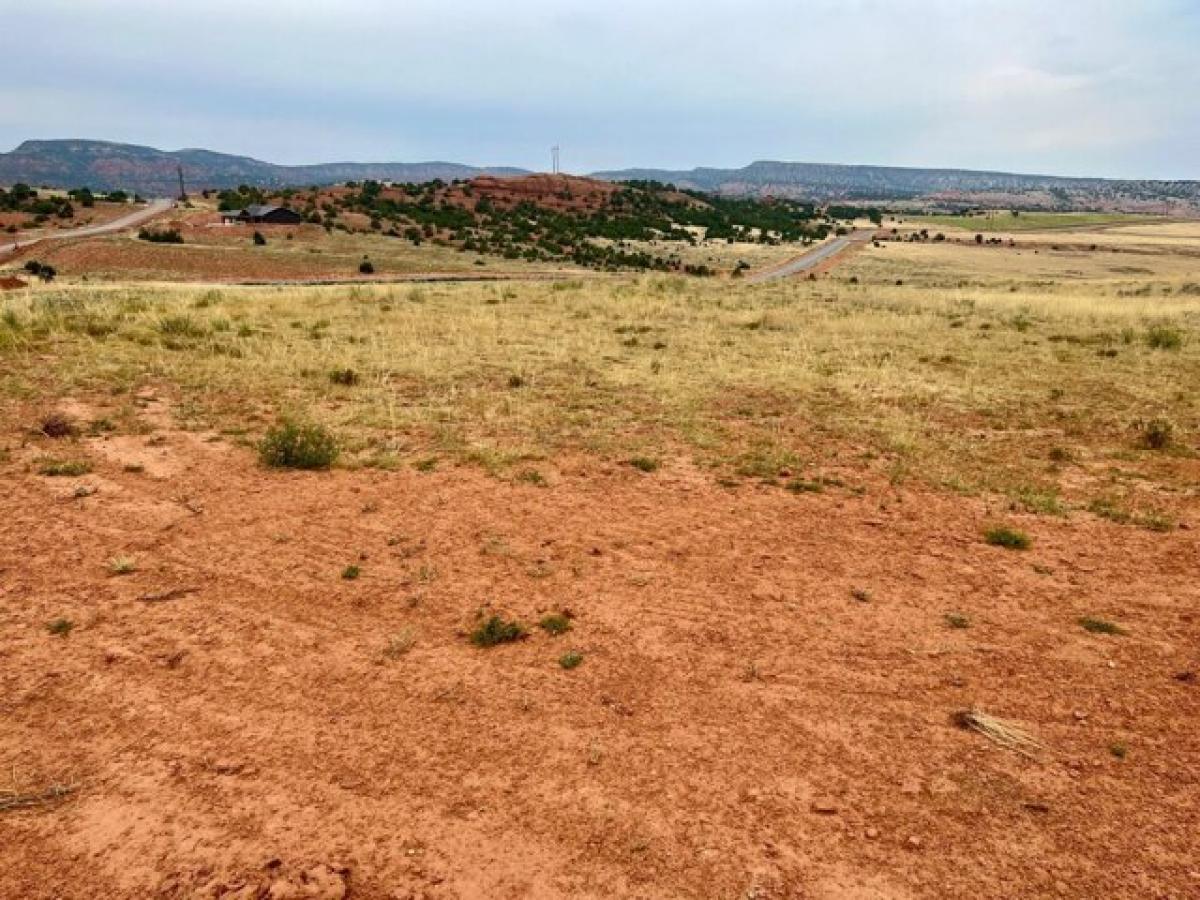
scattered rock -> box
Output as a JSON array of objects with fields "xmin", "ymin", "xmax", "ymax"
[
  {"xmin": 810, "ymin": 799, "xmax": 839, "ymax": 815},
  {"xmin": 907, "ymin": 836, "xmax": 923, "ymax": 849},
  {"xmin": 865, "ymin": 827, "xmax": 880, "ymax": 840}
]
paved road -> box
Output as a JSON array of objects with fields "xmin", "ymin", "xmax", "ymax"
[
  {"xmin": 745, "ymin": 229, "xmax": 875, "ymax": 284},
  {"xmin": 0, "ymin": 199, "xmax": 174, "ymax": 257}
]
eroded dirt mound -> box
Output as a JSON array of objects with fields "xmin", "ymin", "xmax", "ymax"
[{"xmin": 1, "ymin": 394, "xmax": 1198, "ymax": 899}]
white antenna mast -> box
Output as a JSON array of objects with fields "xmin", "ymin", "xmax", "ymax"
[{"xmin": 551, "ymin": 145, "xmax": 561, "ymax": 175}]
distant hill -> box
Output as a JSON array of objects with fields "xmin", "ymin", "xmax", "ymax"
[
  {"xmin": 592, "ymin": 160, "xmax": 1200, "ymax": 212},
  {"xmin": 3, "ymin": 141, "xmax": 1198, "ymax": 212},
  {"xmin": 0, "ymin": 140, "xmax": 529, "ymax": 195}
]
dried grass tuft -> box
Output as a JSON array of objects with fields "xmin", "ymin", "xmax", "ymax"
[{"xmin": 953, "ymin": 709, "xmax": 1043, "ymax": 757}]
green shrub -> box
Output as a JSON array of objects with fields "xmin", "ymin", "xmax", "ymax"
[
  {"xmin": 1080, "ymin": 616, "xmax": 1124, "ymax": 635},
  {"xmin": 108, "ymin": 556, "xmax": 137, "ymax": 575},
  {"xmin": 539, "ymin": 613, "xmax": 572, "ymax": 636},
  {"xmin": 157, "ymin": 315, "xmax": 206, "ymax": 338},
  {"xmin": 984, "ymin": 526, "xmax": 1031, "ymax": 550},
  {"xmin": 38, "ymin": 459, "xmax": 91, "ymax": 477},
  {"xmin": 786, "ymin": 478, "xmax": 824, "ymax": 494},
  {"xmin": 628, "ymin": 456, "xmax": 660, "ymax": 473},
  {"xmin": 1145, "ymin": 325, "xmax": 1183, "ymax": 350},
  {"xmin": 470, "ymin": 615, "xmax": 526, "ymax": 647},
  {"xmin": 258, "ymin": 421, "xmax": 339, "ymax": 470},
  {"xmin": 46, "ymin": 618, "xmax": 75, "ymax": 637},
  {"xmin": 559, "ymin": 650, "xmax": 584, "ymax": 670},
  {"xmin": 342, "ymin": 564, "xmax": 361, "ymax": 580},
  {"xmin": 944, "ymin": 613, "xmax": 971, "ymax": 629},
  {"xmin": 1137, "ymin": 417, "xmax": 1174, "ymax": 450}
]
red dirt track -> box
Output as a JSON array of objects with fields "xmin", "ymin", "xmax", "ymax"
[{"xmin": 2, "ymin": 397, "xmax": 1198, "ymax": 899}]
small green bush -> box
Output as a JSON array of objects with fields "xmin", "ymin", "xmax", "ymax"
[
  {"xmin": 944, "ymin": 613, "xmax": 971, "ymax": 629},
  {"xmin": 539, "ymin": 613, "xmax": 572, "ymax": 636},
  {"xmin": 108, "ymin": 556, "xmax": 137, "ymax": 575},
  {"xmin": 342, "ymin": 564, "xmax": 361, "ymax": 580},
  {"xmin": 47, "ymin": 617, "xmax": 75, "ymax": 637},
  {"xmin": 1137, "ymin": 417, "xmax": 1174, "ymax": 450},
  {"xmin": 786, "ymin": 478, "xmax": 824, "ymax": 494},
  {"xmin": 984, "ymin": 526, "xmax": 1031, "ymax": 550},
  {"xmin": 628, "ymin": 456, "xmax": 660, "ymax": 473},
  {"xmin": 1080, "ymin": 616, "xmax": 1124, "ymax": 635},
  {"xmin": 559, "ymin": 650, "xmax": 584, "ymax": 670},
  {"xmin": 38, "ymin": 459, "xmax": 91, "ymax": 477},
  {"xmin": 258, "ymin": 422, "xmax": 339, "ymax": 470},
  {"xmin": 1145, "ymin": 325, "xmax": 1183, "ymax": 350},
  {"xmin": 470, "ymin": 615, "xmax": 526, "ymax": 647}
]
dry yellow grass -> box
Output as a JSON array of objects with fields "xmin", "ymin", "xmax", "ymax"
[{"xmin": 2, "ymin": 221, "xmax": 1197, "ymax": 519}]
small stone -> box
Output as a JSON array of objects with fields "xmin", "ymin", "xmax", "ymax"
[
  {"xmin": 907, "ymin": 836, "xmax": 923, "ymax": 849},
  {"xmin": 865, "ymin": 827, "xmax": 880, "ymax": 840},
  {"xmin": 1073, "ymin": 710, "xmax": 1088, "ymax": 721},
  {"xmin": 810, "ymin": 800, "xmax": 839, "ymax": 815}
]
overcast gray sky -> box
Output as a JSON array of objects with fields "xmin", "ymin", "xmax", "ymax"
[{"xmin": 1, "ymin": 0, "xmax": 1197, "ymax": 178}]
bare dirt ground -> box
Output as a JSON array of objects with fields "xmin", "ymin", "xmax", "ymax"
[{"xmin": 3, "ymin": 393, "xmax": 1198, "ymax": 899}]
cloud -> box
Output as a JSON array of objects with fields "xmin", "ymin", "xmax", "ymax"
[{"xmin": 0, "ymin": 0, "xmax": 1195, "ymax": 177}]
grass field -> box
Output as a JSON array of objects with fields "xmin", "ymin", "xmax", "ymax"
[
  {"xmin": 16, "ymin": 222, "xmax": 586, "ymax": 283},
  {"xmin": 907, "ymin": 211, "xmax": 1159, "ymax": 233},
  {"xmin": 2, "ymin": 231, "xmax": 1196, "ymax": 521}
]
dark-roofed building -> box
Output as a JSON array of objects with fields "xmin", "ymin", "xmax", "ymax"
[{"xmin": 220, "ymin": 205, "xmax": 304, "ymax": 225}]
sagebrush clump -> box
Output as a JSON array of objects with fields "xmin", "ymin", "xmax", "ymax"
[
  {"xmin": 258, "ymin": 422, "xmax": 339, "ymax": 470},
  {"xmin": 470, "ymin": 615, "xmax": 526, "ymax": 647},
  {"xmin": 984, "ymin": 526, "xmax": 1031, "ymax": 550}
]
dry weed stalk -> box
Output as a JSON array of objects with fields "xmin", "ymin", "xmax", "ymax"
[{"xmin": 953, "ymin": 709, "xmax": 1043, "ymax": 757}]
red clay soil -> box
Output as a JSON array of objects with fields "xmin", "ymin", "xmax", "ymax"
[
  {"xmin": 464, "ymin": 174, "xmax": 620, "ymax": 213},
  {"xmin": 2, "ymin": 396, "xmax": 1198, "ymax": 899},
  {"xmin": 292, "ymin": 174, "xmax": 627, "ymax": 217},
  {"xmin": 0, "ymin": 276, "xmax": 28, "ymax": 290}
]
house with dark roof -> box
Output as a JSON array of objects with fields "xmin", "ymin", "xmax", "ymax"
[{"xmin": 220, "ymin": 205, "xmax": 304, "ymax": 225}]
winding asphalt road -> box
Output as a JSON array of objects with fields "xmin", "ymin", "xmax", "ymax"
[
  {"xmin": 0, "ymin": 198, "xmax": 173, "ymax": 257},
  {"xmin": 745, "ymin": 228, "xmax": 875, "ymax": 284}
]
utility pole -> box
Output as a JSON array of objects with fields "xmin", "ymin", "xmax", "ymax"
[
  {"xmin": 551, "ymin": 146, "xmax": 560, "ymax": 175},
  {"xmin": 176, "ymin": 165, "xmax": 187, "ymax": 203}
]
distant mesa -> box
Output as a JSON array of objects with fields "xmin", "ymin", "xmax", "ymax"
[
  {"xmin": 1, "ymin": 139, "xmax": 1197, "ymax": 212},
  {"xmin": 0, "ymin": 139, "xmax": 529, "ymax": 196}
]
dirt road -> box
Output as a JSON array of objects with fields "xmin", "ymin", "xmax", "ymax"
[
  {"xmin": 0, "ymin": 199, "xmax": 173, "ymax": 258},
  {"xmin": 746, "ymin": 229, "xmax": 875, "ymax": 283}
]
